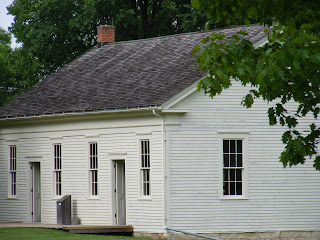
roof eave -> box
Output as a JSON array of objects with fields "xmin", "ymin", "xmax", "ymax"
[{"xmin": 0, "ymin": 105, "xmax": 161, "ymax": 123}]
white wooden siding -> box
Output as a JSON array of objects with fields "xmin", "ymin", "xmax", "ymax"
[
  {"xmin": 0, "ymin": 138, "xmax": 28, "ymax": 222},
  {"xmin": 0, "ymin": 115, "xmax": 164, "ymax": 233},
  {"xmin": 0, "ymin": 136, "xmax": 50, "ymax": 223},
  {"xmin": 166, "ymin": 81, "xmax": 320, "ymax": 232}
]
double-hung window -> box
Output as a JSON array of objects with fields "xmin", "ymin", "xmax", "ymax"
[
  {"xmin": 53, "ymin": 144, "xmax": 62, "ymax": 196},
  {"xmin": 222, "ymin": 139, "xmax": 244, "ymax": 196},
  {"xmin": 140, "ymin": 140, "xmax": 151, "ymax": 197},
  {"xmin": 9, "ymin": 146, "xmax": 17, "ymax": 197},
  {"xmin": 89, "ymin": 143, "xmax": 98, "ymax": 196}
]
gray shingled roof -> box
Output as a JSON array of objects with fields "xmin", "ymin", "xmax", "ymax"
[{"xmin": 0, "ymin": 25, "xmax": 266, "ymax": 118}]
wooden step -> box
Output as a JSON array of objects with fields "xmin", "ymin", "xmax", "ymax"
[{"xmin": 63, "ymin": 225, "xmax": 133, "ymax": 235}]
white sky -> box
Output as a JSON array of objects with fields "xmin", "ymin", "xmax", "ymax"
[{"xmin": 0, "ymin": 0, "xmax": 18, "ymax": 47}]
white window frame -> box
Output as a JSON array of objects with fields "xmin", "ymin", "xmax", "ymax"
[
  {"xmin": 8, "ymin": 145, "xmax": 17, "ymax": 198},
  {"xmin": 53, "ymin": 144, "xmax": 62, "ymax": 197},
  {"xmin": 89, "ymin": 142, "xmax": 99, "ymax": 197},
  {"xmin": 140, "ymin": 139, "xmax": 151, "ymax": 198},
  {"xmin": 218, "ymin": 132, "xmax": 249, "ymax": 200}
]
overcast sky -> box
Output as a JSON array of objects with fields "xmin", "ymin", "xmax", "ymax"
[
  {"xmin": 0, "ymin": 0, "xmax": 18, "ymax": 47},
  {"xmin": 0, "ymin": 0, "xmax": 14, "ymax": 31}
]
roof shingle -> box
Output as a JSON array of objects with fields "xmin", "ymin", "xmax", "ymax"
[{"xmin": 0, "ymin": 24, "xmax": 267, "ymax": 118}]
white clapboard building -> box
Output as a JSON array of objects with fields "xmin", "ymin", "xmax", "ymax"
[{"xmin": 0, "ymin": 25, "xmax": 319, "ymax": 239}]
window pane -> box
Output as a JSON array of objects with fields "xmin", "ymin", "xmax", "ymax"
[
  {"xmin": 141, "ymin": 141, "xmax": 145, "ymax": 157},
  {"xmin": 223, "ymin": 154, "xmax": 229, "ymax": 167},
  {"xmin": 146, "ymin": 170, "xmax": 150, "ymax": 181},
  {"xmin": 12, "ymin": 172, "xmax": 16, "ymax": 196},
  {"xmin": 230, "ymin": 154, "xmax": 236, "ymax": 167},
  {"xmin": 143, "ymin": 183, "xmax": 147, "ymax": 195},
  {"xmin": 13, "ymin": 183, "xmax": 16, "ymax": 195},
  {"xmin": 230, "ymin": 140, "xmax": 235, "ymax": 153},
  {"xmin": 146, "ymin": 183, "xmax": 150, "ymax": 195},
  {"xmin": 236, "ymin": 182, "xmax": 242, "ymax": 195},
  {"xmin": 144, "ymin": 169, "xmax": 148, "ymax": 182},
  {"xmin": 94, "ymin": 183, "xmax": 98, "ymax": 195},
  {"xmin": 223, "ymin": 140, "xmax": 229, "ymax": 153},
  {"xmin": 237, "ymin": 140, "xmax": 242, "ymax": 153},
  {"xmin": 223, "ymin": 169, "xmax": 229, "ymax": 181},
  {"xmin": 230, "ymin": 169, "xmax": 235, "ymax": 181},
  {"xmin": 145, "ymin": 154, "xmax": 148, "ymax": 168},
  {"xmin": 236, "ymin": 169, "xmax": 242, "ymax": 181},
  {"xmin": 146, "ymin": 154, "xmax": 150, "ymax": 168},
  {"xmin": 230, "ymin": 182, "xmax": 235, "ymax": 195},
  {"xmin": 237, "ymin": 154, "xmax": 243, "ymax": 167},
  {"xmin": 223, "ymin": 182, "xmax": 229, "ymax": 195},
  {"xmin": 142, "ymin": 155, "xmax": 145, "ymax": 168},
  {"xmin": 94, "ymin": 171, "xmax": 97, "ymax": 182}
]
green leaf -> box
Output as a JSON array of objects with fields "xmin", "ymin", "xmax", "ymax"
[
  {"xmin": 237, "ymin": 30, "xmax": 248, "ymax": 36},
  {"xmin": 268, "ymin": 107, "xmax": 276, "ymax": 125},
  {"xmin": 242, "ymin": 94, "xmax": 254, "ymax": 108},
  {"xmin": 192, "ymin": 45, "xmax": 201, "ymax": 56},
  {"xmin": 246, "ymin": 7, "xmax": 257, "ymax": 19},
  {"xmin": 314, "ymin": 156, "xmax": 320, "ymax": 170}
]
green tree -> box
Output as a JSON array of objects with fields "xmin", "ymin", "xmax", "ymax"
[
  {"xmin": 8, "ymin": 0, "xmax": 88, "ymax": 75},
  {"xmin": 192, "ymin": 0, "xmax": 320, "ymax": 169},
  {"xmin": 0, "ymin": 28, "xmax": 15, "ymax": 105},
  {"xmin": 7, "ymin": 0, "xmax": 211, "ymax": 76},
  {"xmin": 0, "ymin": 28, "xmax": 40, "ymax": 106}
]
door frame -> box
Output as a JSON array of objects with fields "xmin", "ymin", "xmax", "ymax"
[
  {"xmin": 111, "ymin": 159, "xmax": 127, "ymax": 225},
  {"xmin": 28, "ymin": 161, "xmax": 41, "ymax": 223}
]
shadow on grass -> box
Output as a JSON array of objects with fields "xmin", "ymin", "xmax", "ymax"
[{"xmin": 0, "ymin": 228, "xmax": 152, "ymax": 240}]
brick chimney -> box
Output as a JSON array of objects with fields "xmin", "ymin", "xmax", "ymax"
[{"xmin": 97, "ymin": 25, "xmax": 115, "ymax": 47}]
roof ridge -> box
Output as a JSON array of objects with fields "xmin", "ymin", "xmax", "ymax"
[{"xmin": 96, "ymin": 23, "xmax": 263, "ymax": 47}]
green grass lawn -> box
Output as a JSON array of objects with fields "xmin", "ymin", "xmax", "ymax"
[{"xmin": 0, "ymin": 228, "xmax": 153, "ymax": 240}]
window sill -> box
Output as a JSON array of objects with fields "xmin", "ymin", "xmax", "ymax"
[
  {"xmin": 88, "ymin": 196, "xmax": 100, "ymax": 200},
  {"xmin": 7, "ymin": 196, "xmax": 18, "ymax": 200},
  {"xmin": 219, "ymin": 196, "xmax": 248, "ymax": 200},
  {"xmin": 139, "ymin": 196, "xmax": 152, "ymax": 201}
]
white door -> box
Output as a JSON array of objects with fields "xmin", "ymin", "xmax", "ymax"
[
  {"xmin": 31, "ymin": 162, "xmax": 41, "ymax": 222},
  {"xmin": 113, "ymin": 160, "xmax": 126, "ymax": 225}
]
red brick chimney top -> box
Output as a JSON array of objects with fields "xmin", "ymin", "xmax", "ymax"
[{"xmin": 97, "ymin": 25, "xmax": 115, "ymax": 47}]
